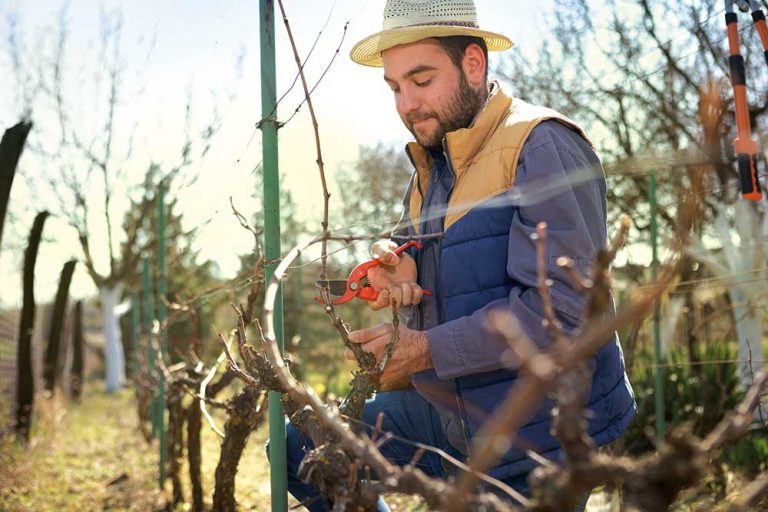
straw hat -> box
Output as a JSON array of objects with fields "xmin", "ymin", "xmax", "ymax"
[{"xmin": 350, "ymin": 0, "xmax": 513, "ymax": 67}]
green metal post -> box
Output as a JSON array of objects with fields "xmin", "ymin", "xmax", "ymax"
[
  {"xmin": 142, "ymin": 256, "xmax": 158, "ymax": 439},
  {"xmin": 260, "ymin": 1, "xmax": 287, "ymax": 509},
  {"xmin": 650, "ymin": 170, "xmax": 666, "ymax": 439},
  {"xmin": 157, "ymin": 183, "xmax": 168, "ymax": 488},
  {"xmin": 130, "ymin": 294, "xmax": 141, "ymax": 379}
]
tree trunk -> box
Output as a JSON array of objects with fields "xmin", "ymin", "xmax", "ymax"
[
  {"xmin": 212, "ymin": 419, "xmax": 252, "ymax": 512},
  {"xmin": 684, "ymin": 284, "xmax": 699, "ymax": 375},
  {"xmin": 0, "ymin": 120, "xmax": 32, "ymax": 255},
  {"xmin": 187, "ymin": 398, "xmax": 204, "ymax": 512},
  {"xmin": 101, "ymin": 284, "xmax": 126, "ymax": 392},
  {"xmin": 728, "ymin": 287, "xmax": 766, "ymax": 388},
  {"xmin": 695, "ymin": 204, "xmax": 767, "ymax": 391},
  {"xmin": 70, "ymin": 300, "xmax": 84, "ymax": 401},
  {"xmin": 15, "ymin": 211, "xmax": 49, "ymax": 441},
  {"xmin": 167, "ymin": 384, "xmax": 185, "ymax": 506},
  {"xmin": 119, "ymin": 313, "xmax": 132, "ymax": 379},
  {"xmin": 212, "ymin": 387, "xmax": 266, "ymax": 512},
  {"xmin": 43, "ymin": 259, "xmax": 77, "ymax": 393}
]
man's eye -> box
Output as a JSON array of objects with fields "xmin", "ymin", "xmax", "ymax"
[{"xmin": 415, "ymin": 79, "xmax": 432, "ymax": 88}]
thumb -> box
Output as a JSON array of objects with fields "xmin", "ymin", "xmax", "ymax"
[
  {"xmin": 371, "ymin": 240, "xmax": 399, "ymax": 265},
  {"xmin": 376, "ymin": 251, "xmax": 400, "ymax": 266}
]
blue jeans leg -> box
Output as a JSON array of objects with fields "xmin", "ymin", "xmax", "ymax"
[{"xmin": 276, "ymin": 388, "xmax": 465, "ymax": 511}]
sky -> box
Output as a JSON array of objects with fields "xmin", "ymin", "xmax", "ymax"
[{"xmin": 0, "ymin": 0, "xmax": 555, "ymax": 307}]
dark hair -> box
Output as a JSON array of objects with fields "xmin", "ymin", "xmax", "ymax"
[{"xmin": 435, "ymin": 36, "xmax": 488, "ymax": 80}]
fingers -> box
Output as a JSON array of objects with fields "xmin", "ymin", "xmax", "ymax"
[
  {"xmin": 345, "ymin": 338, "xmax": 386, "ymax": 364},
  {"xmin": 411, "ymin": 283, "xmax": 424, "ymax": 304},
  {"xmin": 378, "ymin": 250, "xmax": 400, "ymax": 266},
  {"xmin": 348, "ymin": 322, "xmax": 393, "ymax": 344},
  {"xmin": 386, "ymin": 282, "xmax": 410, "ymax": 307},
  {"xmin": 368, "ymin": 281, "xmax": 425, "ymax": 310},
  {"xmin": 370, "ymin": 288, "xmax": 390, "ymax": 311},
  {"xmin": 386, "ymin": 282, "xmax": 425, "ymax": 307},
  {"xmin": 345, "ymin": 343, "xmax": 382, "ymax": 361}
]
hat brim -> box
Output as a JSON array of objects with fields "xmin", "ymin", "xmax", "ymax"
[{"xmin": 350, "ymin": 25, "xmax": 513, "ymax": 67}]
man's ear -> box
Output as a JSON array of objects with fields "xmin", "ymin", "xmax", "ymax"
[{"xmin": 462, "ymin": 43, "xmax": 486, "ymax": 86}]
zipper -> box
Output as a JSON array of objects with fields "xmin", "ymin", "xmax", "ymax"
[
  {"xmin": 417, "ymin": 250, "xmax": 425, "ymax": 330},
  {"xmin": 404, "ymin": 144, "xmax": 427, "ymax": 200},
  {"xmin": 433, "ymin": 240, "xmax": 444, "ymax": 324},
  {"xmin": 405, "ymin": 144, "xmax": 427, "ymax": 330},
  {"xmin": 407, "ymin": 138, "xmax": 472, "ymax": 453},
  {"xmin": 441, "ymin": 139, "xmax": 473, "ymax": 453}
]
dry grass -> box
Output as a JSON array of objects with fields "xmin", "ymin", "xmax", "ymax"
[
  {"xmin": 0, "ymin": 382, "xmax": 425, "ymax": 511},
  {"xmin": 193, "ymin": 385, "xmax": 423, "ymax": 510},
  {"xmin": 9, "ymin": 381, "xmax": 755, "ymax": 511},
  {"xmin": 0, "ymin": 386, "xmax": 162, "ymax": 511}
]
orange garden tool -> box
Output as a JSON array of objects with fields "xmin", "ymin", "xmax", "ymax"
[
  {"xmin": 725, "ymin": 0, "xmax": 765, "ymax": 200},
  {"xmin": 315, "ymin": 240, "xmax": 432, "ymax": 305}
]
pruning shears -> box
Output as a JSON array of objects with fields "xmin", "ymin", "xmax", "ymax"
[{"xmin": 315, "ymin": 240, "xmax": 432, "ymax": 305}]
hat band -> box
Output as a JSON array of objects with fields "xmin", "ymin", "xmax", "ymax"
[{"xmin": 384, "ymin": 19, "xmax": 480, "ymax": 30}]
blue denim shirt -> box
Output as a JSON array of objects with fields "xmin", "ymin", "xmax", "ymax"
[
  {"xmin": 421, "ymin": 120, "xmax": 607, "ymax": 375},
  {"xmin": 404, "ymin": 120, "xmax": 611, "ymax": 452}
]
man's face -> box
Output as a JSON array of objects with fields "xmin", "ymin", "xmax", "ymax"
[{"xmin": 382, "ymin": 39, "xmax": 485, "ymax": 149}]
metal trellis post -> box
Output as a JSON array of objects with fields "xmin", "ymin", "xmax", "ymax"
[
  {"xmin": 130, "ymin": 294, "xmax": 141, "ymax": 379},
  {"xmin": 157, "ymin": 183, "xmax": 168, "ymax": 488},
  {"xmin": 650, "ymin": 170, "xmax": 666, "ymax": 439},
  {"xmin": 142, "ymin": 256, "xmax": 159, "ymax": 440},
  {"xmin": 261, "ymin": 0, "xmax": 288, "ymax": 509}
]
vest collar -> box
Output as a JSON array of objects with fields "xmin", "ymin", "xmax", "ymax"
[{"xmin": 406, "ymin": 82, "xmax": 513, "ymax": 193}]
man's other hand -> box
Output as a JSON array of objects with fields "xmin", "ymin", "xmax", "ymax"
[
  {"xmin": 346, "ymin": 323, "xmax": 432, "ymax": 388},
  {"xmin": 368, "ymin": 239, "xmax": 424, "ymax": 310}
]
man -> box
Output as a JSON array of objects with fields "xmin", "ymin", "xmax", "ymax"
[{"xmin": 283, "ymin": 0, "xmax": 636, "ymax": 510}]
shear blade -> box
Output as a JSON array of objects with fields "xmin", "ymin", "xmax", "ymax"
[{"xmin": 315, "ymin": 279, "xmax": 348, "ymax": 297}]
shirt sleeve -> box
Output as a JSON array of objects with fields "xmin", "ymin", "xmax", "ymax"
[{"xmin": 426, "ymin": 120, "xmax": 609, "ymax": 380}]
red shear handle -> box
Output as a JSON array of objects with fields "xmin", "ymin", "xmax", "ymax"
[{"xmin": 392, "ymin": 240, "xmax": 423, "ymax": 255}]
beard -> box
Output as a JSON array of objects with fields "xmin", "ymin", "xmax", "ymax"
[{"xmin": 405, "ymin": 71, "xmax": 486, "ymax": 150}]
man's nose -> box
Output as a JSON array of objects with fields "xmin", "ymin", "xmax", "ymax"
[{"xmin": 398, "ymin": 88, "xmax": 420, "ymax": 113}]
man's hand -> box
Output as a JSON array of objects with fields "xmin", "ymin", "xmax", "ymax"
[
  {"xmin": 346, "ymin": 323, "xmax": 433, "ymax": 389},
  {"xmin": 368, "ymin": 239, "xmax": 424, "ymax": 310}
]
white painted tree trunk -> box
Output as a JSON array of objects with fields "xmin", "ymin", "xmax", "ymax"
[
  {"xmin": 727, "ymin": 202, "xmax": 767, "ymax": 390},
  {"xmin": 101, "ymin": 284, "xmax": 126, "ymax": 392},
  {"xmin": 688, "ymin": 201, "xmax": 767, "ymax": 391},
  {"xmin": 728, "ymin": 286, "xmax": 765, "ymax": 385}
]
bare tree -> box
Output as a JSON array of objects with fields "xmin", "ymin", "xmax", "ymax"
[
  {"xmin": 498, "ymin": 0, "xmax": 766, "ymax": 389},
  {"xmin": 4, "ymin": 5, "xmax": 220, "ymax": 392},
  {"xmin": 0, "ymin": 121, "xmax": 32, "ymax": 260},
  {"xmin": 114, "ymin": 5, "xmax": 768, "ymax": 509},
  {"xmin": 15, "ymin": 211, "xmax": 49, "ymax": 441},
  {"xmin": 207, "ymin": 5, "xmax": 768, "ymax": 510},
  {"xmin": 43, "ymin": 259, "xmax": 76, "ymax": 393},
  {"xmin": 335, "ymin": 142, "xmax": 410, "ymax": 248},
  {"xmin": 69, "ymin": 299, "xmax": 84, "ymax": 401}
]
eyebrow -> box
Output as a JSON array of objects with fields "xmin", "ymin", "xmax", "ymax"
[{"xmin": 383, "ymin": 64, "xmax": 438, "ymax": 85}]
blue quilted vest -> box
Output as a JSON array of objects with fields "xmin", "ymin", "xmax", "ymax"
[{"xmin": 403, "ymin": 87, "xmax": 636, "ymax": 478}]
